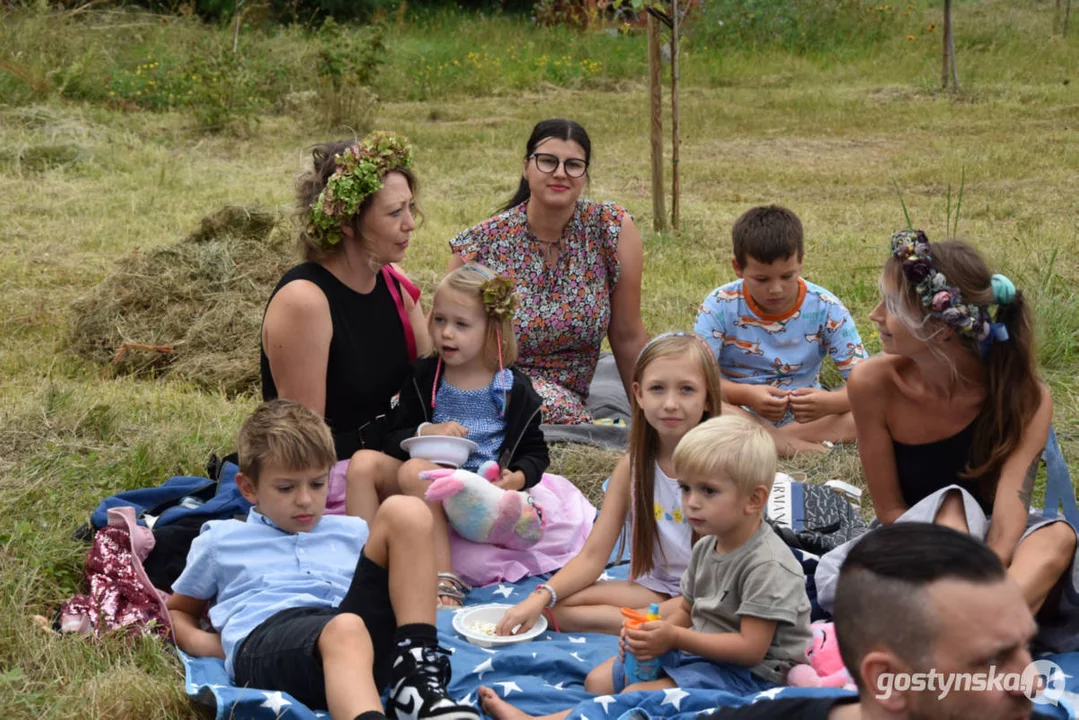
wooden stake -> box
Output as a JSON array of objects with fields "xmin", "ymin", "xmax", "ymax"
[
  {"xmin": 1065, "ymin": 0, "xmax": 1072, "ymax": 36},
  {"xmin": 942, "ymin": 0, "xmax": 958, "ymax": 90},
  {"xmin": 670, "ymin": 0, "xmax": 681, "ymax": 231},
  {"xmin": 648, "ymin": 12, "xmax": 666, "ymax": 232}
]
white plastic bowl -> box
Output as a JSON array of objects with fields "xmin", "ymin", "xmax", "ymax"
[
  {"xmin": 399, "ymin": 435, "xmax": 478, "ymax": 468},
  {"xmin": 452, "ymin": 603, "xmax": 548, "ymax": 648}
]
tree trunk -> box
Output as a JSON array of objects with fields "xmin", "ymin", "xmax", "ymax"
[
  {"xmin": 648, "ymin": 12, "xmax": 666, "ymax": 232},
  {"xmin": 670, "ymin": 0, "xmax": 681, "ymax": 231}
]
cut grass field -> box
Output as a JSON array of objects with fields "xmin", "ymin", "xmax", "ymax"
[{"xmin": 1, "ymin": 1, "xmax": 1077, "ymax": 717}]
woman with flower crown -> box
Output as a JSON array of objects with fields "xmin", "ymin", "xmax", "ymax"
[
  {"xmin": 816, "ymin": 230, "xmax": 1078, "ymax": 652},
  {"xmin": 260, "ymin": 132, "xmax": 430, "ymax": 464},
  {"xmin": 448, "ymin": 118, "xmax": 650, "ymax": 425}
]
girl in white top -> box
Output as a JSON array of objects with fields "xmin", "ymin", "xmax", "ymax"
[{"xmin": 496, "ymin": 333, "xmax": 724, "ymax": 635}]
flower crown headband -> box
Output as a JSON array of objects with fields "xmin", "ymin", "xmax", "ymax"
[
  {"xmin": 307, "ymin": 131, "xmax": 414, "ymax": 249},
  {"xmin": 464, "ymin": 265, "xmax": 519, "ymax": 320},
  {"xmin": 889, "ymin": 229, "xmax": 1013, "ymax": 348}
]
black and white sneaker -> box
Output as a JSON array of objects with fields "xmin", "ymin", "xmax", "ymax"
[{"xmin": 387, "ymin": 642, "xmax": 480, "ymax": 720}]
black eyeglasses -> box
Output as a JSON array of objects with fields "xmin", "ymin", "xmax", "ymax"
[{"xmin": 529, "ymin": 152, "xmax": 589, "ymax": 178}]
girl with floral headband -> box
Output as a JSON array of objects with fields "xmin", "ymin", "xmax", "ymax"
[
  {"xmin": 261, "ymin": 132, "xmax": 430, "ymax": 468},
  {"xmin": 816, "ymin": 230, "xmax": 1078, "ymax": 652},
  {"xmin": 346, "ymin": 264, "xmax": 550, "ymax": 607}
]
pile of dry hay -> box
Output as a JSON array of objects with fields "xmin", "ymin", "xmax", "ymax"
[{"xmin": 68, "ymin": 206, "xmax": 296, "ymax": 396}]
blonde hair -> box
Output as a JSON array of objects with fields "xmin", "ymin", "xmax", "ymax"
[
  {"xmin": 432, "ymin": 264, "xmax": 518, "ymax": 370},
  {"xmin": 674, "ymin": 415, "xmax": 777, "ymax": 495},
  {"xmin": 627, "ymin": 333, "xmax": 724, "ymax": 579},
  {"xmin": 237, "ymin": 399, "xmax": 336, "ymax": 483}
]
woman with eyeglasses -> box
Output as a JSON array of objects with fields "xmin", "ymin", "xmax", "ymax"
[{"xmin": 448, "ymin": 118, "xmax": 649, "ymax": 424}]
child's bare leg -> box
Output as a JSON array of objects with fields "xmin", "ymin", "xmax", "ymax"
[
  {"xmin": 584, "ymin": 657, "xmax": 618, "ymax": 694},
  {"xmin": 319, "ymin": 613, "xmax": 383, "ymax": 719},
  {"xmin": 397, "ymin": 458, "xmax": 462, "ymax": 606},
  {"xmin": 552, "ymin": 581, "xmax": 667, "ymax": 634},
  {"xmin": 345, "ymin": 450, "xmax": 404, "ymax": 521},
  {"xmin": 783, "ymin": 411, "xmax": 857, "ymax": 445},
  {"xmin": 478, "ymin": 686, "xmax": 569, "ymax": 720},
  {"xmin": 720, "ymin": 403, "xmax": 827, "ymax": 458},
  {"xmin": 362, "ymin": 495, "xmax": 438, "ymax": 623},
  {"xmin": 623, "ymin": 677, "xmax": 676, "ymax": 692}
]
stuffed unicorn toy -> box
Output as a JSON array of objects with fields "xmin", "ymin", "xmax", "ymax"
[
  {"xmin": 787, "ymin": 621, "xmax": 857, "ymax": 691},
  {"xmin": 421, "ymin": 461, "xmax": 545, "ymax": 550}
]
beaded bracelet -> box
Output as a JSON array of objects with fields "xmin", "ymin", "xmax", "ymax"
[{"xmin": 535, "ymin": 583, "xmax": 557, "ymax": 609}]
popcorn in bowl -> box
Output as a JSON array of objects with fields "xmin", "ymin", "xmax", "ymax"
[{"xmin": 452, "ymin": 603, "xmax": 548, "ymax": 648}]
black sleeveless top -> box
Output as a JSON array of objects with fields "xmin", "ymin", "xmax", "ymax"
[
  {"xmin": 893, "ymin": 420, "xmax": 994, "ymax": 515},
  {"xmin": 260, "ymin": 262, "xmax": 411, "ymax": 460}
]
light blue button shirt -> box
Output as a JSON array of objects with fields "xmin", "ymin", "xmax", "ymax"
[{"xmin": 172, "ymin": 508, "xmax": 370, "ymax": 677}]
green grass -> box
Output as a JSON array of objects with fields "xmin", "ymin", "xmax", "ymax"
[{"xmin": 1, "ymin": 0, "xmax": 1078, "ymax": 716}]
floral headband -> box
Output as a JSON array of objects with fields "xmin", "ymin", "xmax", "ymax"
[
  {"xmin": 890, "ymin": 229, "xmax": 1013, "ymax": 347},
  {"xmin": 306, "ymin": 131, "xmax": 414, "ymax": 248},
  {"xmin": 465, "ymin": 265, "xmax": 519, "ymax": 320}
]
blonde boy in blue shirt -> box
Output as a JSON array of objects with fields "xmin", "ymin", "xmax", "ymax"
[{"xmin": 168, "ymin": 399, "xmax": 478, "ymax": 720}]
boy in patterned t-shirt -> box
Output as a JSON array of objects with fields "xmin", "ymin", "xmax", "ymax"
[{"xmin": 694, "ymin": 205, "xmax": 866, "ymax": 447}]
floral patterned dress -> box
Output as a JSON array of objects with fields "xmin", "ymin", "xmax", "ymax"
[{"xmin": 449, "ymin": 199, "xmax": 625, "ymax": 424}]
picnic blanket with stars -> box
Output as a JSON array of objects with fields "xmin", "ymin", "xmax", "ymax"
[{"xmin": 179, "ymin": 563, "xmax": 1079, "ymax": 719}]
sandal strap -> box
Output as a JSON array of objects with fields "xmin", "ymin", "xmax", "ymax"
[
  {"xmin": 437, "ymin": 572, "xmax": 472, "ymax": 593},
  {"xmin": 436, "ymin": 581, "xmax": 466, "ymax": 602}
]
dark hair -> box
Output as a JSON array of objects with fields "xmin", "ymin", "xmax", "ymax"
[
  {"xmin": 237, "ymin": 399, "xmax": 337, "ymax": 483},
  {"xmin": 731, "ymin": 205, "xmax": 804, "ymax": 268},
  {"xmin": 295, "ymin": 139, "xmax": 420, "ymax": 263},
  {"xmin": 500, "ymin": 118, "xmax": 592, "ymax": 213},
  {"xmin": 884, "ymin": 240, "xmax": 1039, "ymax": 502},
  {"xmin": 834, "ymin": 523, "xmax": 1007, "ymax": 691}
]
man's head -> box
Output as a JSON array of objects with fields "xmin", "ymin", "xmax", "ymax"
[
  {"xmin": 236, "ymin": 399, "xmax": 337, "ymax": 533},
  {"xmin": 835, "ymin": 523, "xmax": 1039, "ymax": 720},
  {"xmin": 731, "ymin": 205, "xmax": 804, "ymax": 317}
]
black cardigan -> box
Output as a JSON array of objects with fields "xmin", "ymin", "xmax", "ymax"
[{"xmin": 384, "ymin": 356, "xmax": 550, "ymax": 489}]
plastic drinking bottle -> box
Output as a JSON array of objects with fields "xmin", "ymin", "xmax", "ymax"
[{"xmin": 621, "ymin": 602, "xmax": 662, "ymax": 683}]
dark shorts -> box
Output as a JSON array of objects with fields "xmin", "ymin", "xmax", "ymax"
[{"xmin": 233, "ymin": 549, "xmax": 396, "ymax": 710}]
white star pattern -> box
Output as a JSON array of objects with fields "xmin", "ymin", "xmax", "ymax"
[
  {"xmin": 495, "ymin": 681, "xmax": 523, "ymax": 696},
  {"xmin": 751, "ymin": 686, "xmax": 785, "ymax": 703},
  {"xmin": 594, "ymin": 695, "xmax": 617, "ymax": 713},
  {"xmin": 492, "ymin": 584, "xmax": 514, "ymax": 598},
  {"xmin": 259, "ymin": 691, "xmax": 291, "ymax": 714},
  {"xmin": 471, "ymin": 658, "xmax": 495, "ymax": 678},
  {"xmin": 598, "ymin": 571, "xmax": 614, "ymax": 581},
  {"xmin": 459, "ymin": 692, "xmax": 476, "ymax": 707},
  {"xmin": 544, "ymin": 681, "xmax": 565, "ymax": 690},
  {"xmin": 532, "ymin": 652, "xmax": 537, "ymax": 658},
  {"xmin": 480, "ymin": 647, "xmax": 499, "ymax": 655},
  {"xmin": 445, "ymin": 646, "xmax": 456, "ymax": 654},
  {"xmin": 569, "ymin": 651, "xmax": 586, "ymax": 663},
  {"xmin": 568, "ymin": 636, "xmax": 587, "ymax": 644},
  {"xmin": 660, "ymin": 687, "xmax": 690, "ymax": 711}
]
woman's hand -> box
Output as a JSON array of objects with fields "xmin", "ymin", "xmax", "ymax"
[
  {"xmin": 495, "ymin": 591, "xmax": 547, "ymax": 636},
  {"xmin": 419, "ymin": 422, "xmax": 468, "ymax": 438}
]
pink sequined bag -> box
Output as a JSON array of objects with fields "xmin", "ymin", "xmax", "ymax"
[{"xmin": 59, "ymin": 506, "xmax": 173, "ymax": 640}]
